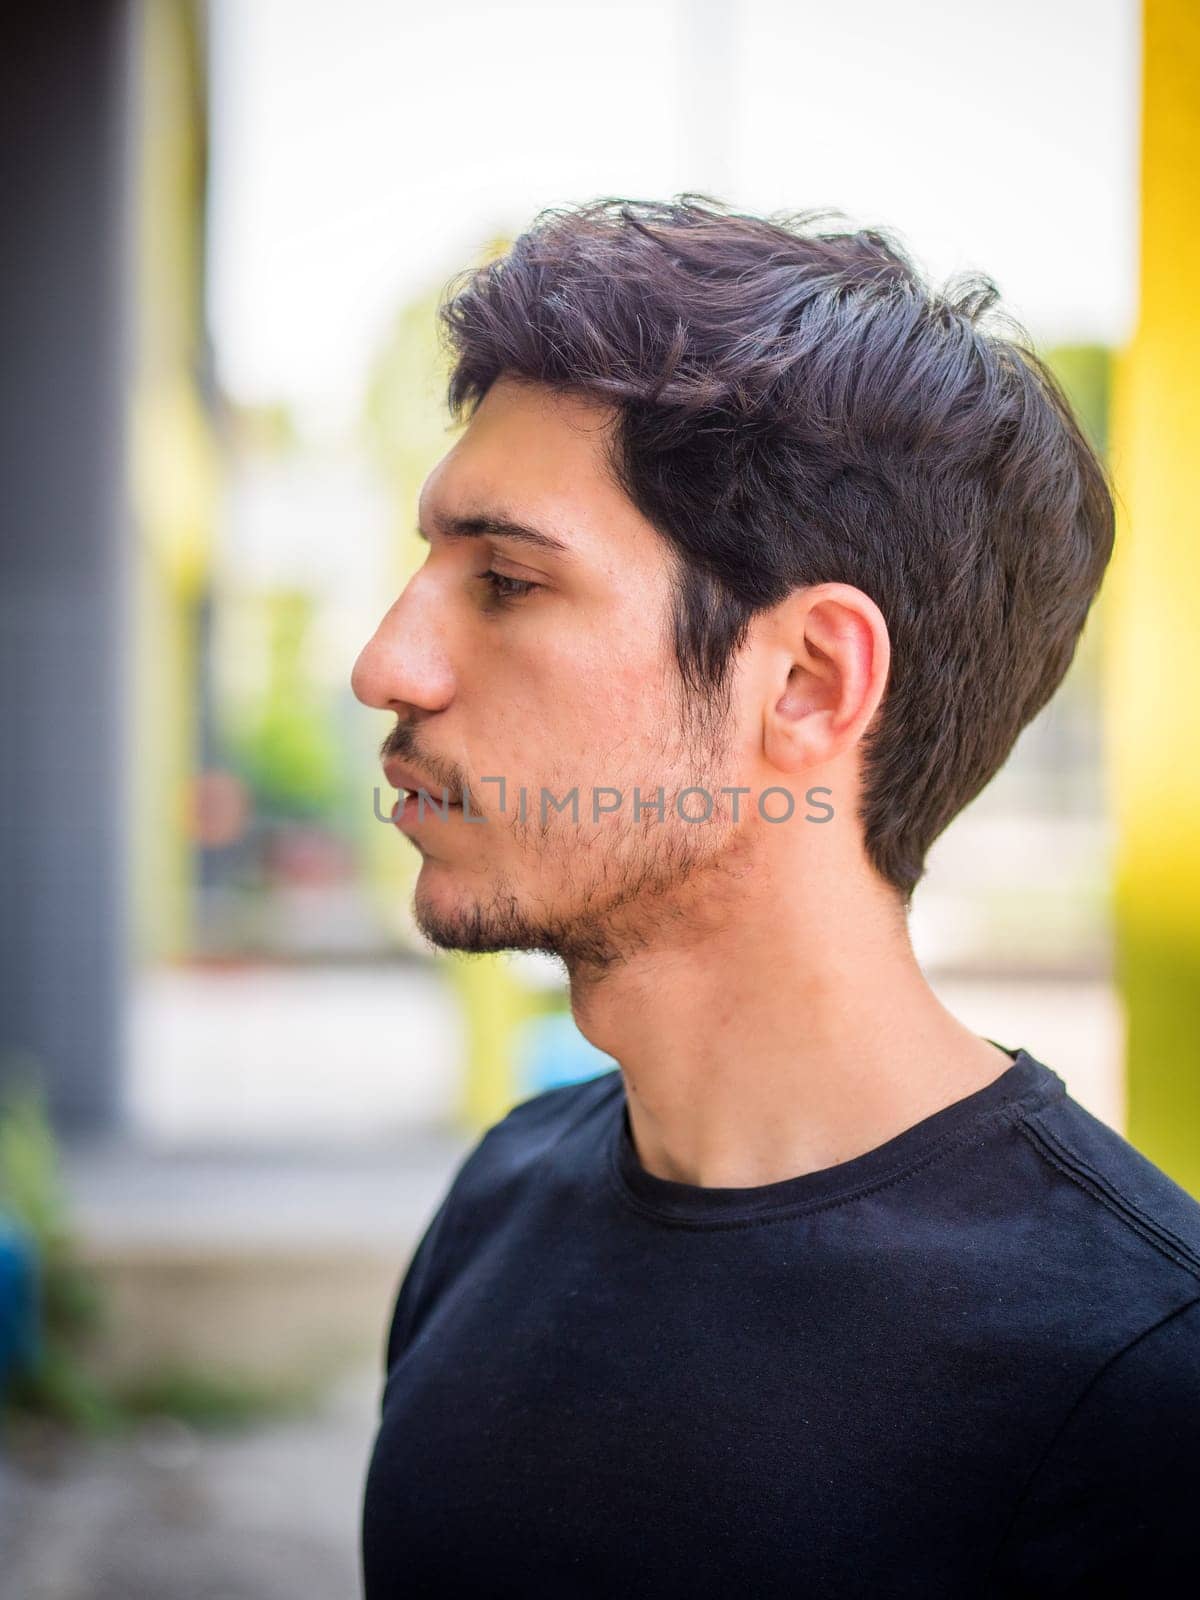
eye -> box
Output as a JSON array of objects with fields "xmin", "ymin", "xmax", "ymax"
[{"xmin": 479, "ymin": 569, "xmax": 539, "ymax": 607}]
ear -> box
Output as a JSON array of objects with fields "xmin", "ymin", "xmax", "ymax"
[{"xmin": 762, "ymin": 583, "xmax": 890, "ymax": 775}]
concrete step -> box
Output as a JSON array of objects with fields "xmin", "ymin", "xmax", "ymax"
[{"xmin": 59, "ymin": 1130, "xmax": 475, "ymax": 1389}]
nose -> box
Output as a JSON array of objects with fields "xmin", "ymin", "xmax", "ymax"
[{"xmin": 350, "ymin": 574, "xmax": 455, "ymax": 715}]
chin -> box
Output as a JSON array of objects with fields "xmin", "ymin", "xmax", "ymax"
[{"xmin": 411, "ymin": 867, "xmax": 540, "ymax": 956}]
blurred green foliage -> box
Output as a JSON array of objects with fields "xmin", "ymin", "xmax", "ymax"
[
  {"xmin": 0, "ymin": 1082, "xmax": 318, "ymax": 1437},
  {"xmin": 1044, "ymin": 344, "xmax": 1111, "ymax": 461},
  {"xmin": 114, "ymin": 1365, "xmax": 318, "ymax": 1430},
  {"xmin": 0, "ymin": 1081, "xmax": 114, "ymax": 1431},
  {"xmin": 225, "ymin": 589, "xmax": 344, "ymax": 820}
]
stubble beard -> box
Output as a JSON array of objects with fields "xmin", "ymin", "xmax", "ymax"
[{"xmin": 412, "ymin": 677, "xmax": 746, "ymax": 981}]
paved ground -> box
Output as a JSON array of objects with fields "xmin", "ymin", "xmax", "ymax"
[{"xmin": 0, "ymin": 1366, "xmax": 379, "ymax": 1600}]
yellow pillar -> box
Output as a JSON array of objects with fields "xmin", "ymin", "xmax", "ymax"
[
  {"xmin": 1107, "ymin": 0, "xmax": 1200, "ymax": 1193},
  {"xmin": 129, "ymin": 0, "xmax": 215, "ymax": 963},
  {"xmin": 448, "ymin": 955, "xmax": 541, "ymax": 1132}
]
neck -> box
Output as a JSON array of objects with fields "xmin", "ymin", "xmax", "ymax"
[{"xmin": 567, "ymin": 837, "xmax": 1011, "ymax": 1189}]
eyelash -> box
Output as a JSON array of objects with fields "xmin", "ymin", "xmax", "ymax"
[{"xmin": 479, "ymin": 569, "xmax": 539, "ymax": 606}]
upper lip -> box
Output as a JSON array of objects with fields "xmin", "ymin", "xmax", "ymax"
[{"xmin": 383, "ymin": 758, "xmax": 460, "ymax": 803}]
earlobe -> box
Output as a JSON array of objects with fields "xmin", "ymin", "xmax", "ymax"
[{"xmin": 764, "ymin": 690, "xmax": 832, "ymax": 776}]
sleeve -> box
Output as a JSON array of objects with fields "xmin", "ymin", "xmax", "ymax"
[{"xmin": 986, "ymin": 1294, "xmax": 1200, "ymax": 1595}]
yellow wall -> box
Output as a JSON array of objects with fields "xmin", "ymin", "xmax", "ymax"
[
  {"xmin": 129, "ymin": 0, "xmax": 215, "ymax": 963},
  {"xmin": 1108, "ymin": 0, "xmax": 1200, "ymax": 1193}
]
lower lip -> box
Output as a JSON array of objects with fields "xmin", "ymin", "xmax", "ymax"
[{"xmin": 393, "ymin": 794, "xmax": 463, "ymax": 830}]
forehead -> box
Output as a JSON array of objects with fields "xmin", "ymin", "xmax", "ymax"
[{"xmin": 418, "ymin": 377, "xmax": 658, "ymax": 568}]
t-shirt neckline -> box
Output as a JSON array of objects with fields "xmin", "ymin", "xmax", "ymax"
[{"xmin": 608, "ymin": 1044, "xmax": 1064, "ymax": 1227}]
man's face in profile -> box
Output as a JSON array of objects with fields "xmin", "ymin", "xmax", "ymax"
[{"xmin": 352, "ymin": 376, "xmax": 761, "ymax": 973}]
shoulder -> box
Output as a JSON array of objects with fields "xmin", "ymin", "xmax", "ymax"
[
  {"xmin": 980, "ymin": 1069, "xmax": 1200, "ymax": 1587},
  {"xmin": 1014, "ymin": 1075, "xmax": 1200, "ymax": 1301},
  {"xmin": 1031, "ymin": 1291, "xmax": 1200, "ymax": 1474},
  {"xmin": 488, "ymin": 1068, "xmax": 624, "ymax": 1151},
  {"xmin": 423, "ymin": 1067, "xmax": 622, "ymax": 1225},
  {"xmin": 920, "ymin": 1053, "xmax": 1200, "ymax": 1349},
  {"xmin": 987, "ymin": 1294, "xmax": 1200, "ymax": 1590}
]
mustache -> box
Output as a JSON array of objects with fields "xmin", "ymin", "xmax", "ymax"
[{"xmin": 380, "ymin": 723, "xmax": 473, "ymax": 798}]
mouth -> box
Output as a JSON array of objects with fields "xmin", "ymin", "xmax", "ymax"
[
  {"xmin": 392, "ymin": 789, "xmax": 463, "ymax": 829},
  {"xmin": 382, "ymin": 759, "xmax": 465, "ymax": 829}
]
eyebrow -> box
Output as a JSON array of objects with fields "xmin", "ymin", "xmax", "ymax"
[{"xmin": 415, "ymin": 509, "xmax": 574, "ymax": 559}]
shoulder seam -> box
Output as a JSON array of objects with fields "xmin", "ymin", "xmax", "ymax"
[
  {"xmin": 1017, "ymin": 1112, "xmax": 1200, "ymax": 1283},
  {"xmin": 983, "ymin": 1293, "xmax": 1200, "ymax": 1578}
]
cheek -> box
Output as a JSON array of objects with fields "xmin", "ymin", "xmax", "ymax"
[
  {"xmin": 520, "ymin": 630, "xmax": 668, "ymax": 725},
  {"xmin": 559, "ymin": 660, "xmax": 670, "ymax": 771},
  {"xmin": 469, "ymin": 593, "xmax": 678, "ymax": 784}
]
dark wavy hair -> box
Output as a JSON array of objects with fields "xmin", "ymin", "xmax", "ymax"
[{"xmin": 436, "ymin": 194, "xmax": 1115, "ymax": 903}]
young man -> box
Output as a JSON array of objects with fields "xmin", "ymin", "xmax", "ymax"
[{"xmin": 353, "ymin": 197, "xmax": 1200, "ymax": 1596}]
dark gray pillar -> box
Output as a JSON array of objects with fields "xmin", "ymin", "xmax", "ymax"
[{"xmin": 0, "ymin": 3, "xmax": 135, "ymax": 1131}]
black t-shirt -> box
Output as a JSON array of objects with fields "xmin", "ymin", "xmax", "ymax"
[{"xmin": 361, "ymin": 1046, "xmax": 1200, "ymax": 1597}]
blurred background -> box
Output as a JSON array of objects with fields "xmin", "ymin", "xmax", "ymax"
[{"xmin": 1, "ymin": 0, "xmax": 1196, "ymax": 1595}]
